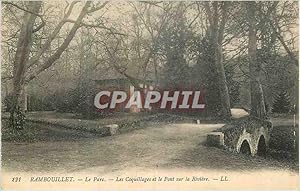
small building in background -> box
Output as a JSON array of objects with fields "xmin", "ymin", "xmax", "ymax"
[{"xmin": 94, "ymin": 77, "xmax": 154, "ymax": 113}]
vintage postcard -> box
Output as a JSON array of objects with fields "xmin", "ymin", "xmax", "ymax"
[{"xmin": 1, "ymin": 1, "xmax": 299, "ymax": 190}]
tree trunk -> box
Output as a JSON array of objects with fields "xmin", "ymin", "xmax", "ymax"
[
  {"xmin": 247, "ymin": 2, "xmax": 266, "ymax": 119},
  {"xmin": 205, "ymin": 2, "xmax": 231, "ymax": 119},
  {"xmin": 11, "ymin": 1, "xmax": 42, "ymax": 112},
  {"xmin": 19, "ymin": 86, "xmax": 28, "ymax": 112},
  {"xmin": 214, "ymin": 2, "xmax": 231, "ymax": 119}
]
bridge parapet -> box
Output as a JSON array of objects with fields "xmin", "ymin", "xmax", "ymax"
[{"xmin": 208, "ymin": 116, "xmax": 272, "ymax": 156}]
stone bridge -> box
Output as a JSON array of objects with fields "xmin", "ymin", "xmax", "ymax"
[{"xmin": 207, "ymin": 116, "xmax": 273, "ymax": 156}]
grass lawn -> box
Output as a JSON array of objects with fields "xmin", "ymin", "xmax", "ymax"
[{"xmin": 1, "ymin": 112, "xmax": 200, "ymax": 142}]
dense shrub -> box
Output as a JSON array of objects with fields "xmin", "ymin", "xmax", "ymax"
[
  {"xmin": 3, "ymin": 95, "xmax": 15, "ymax": 112},
  {"xmin": 52, "ymin": 80, "xmax": 99, "ymax": 118},
  {"xmin": 2, "ymin": 119, "xmax": 36, "ymax": 142},
  {"xmin": 272, "ymin": 91, "xmax": 291, "ymax": 113},
  {"xmin": 269, "ymin": 125, "xmax": 298, "ymax": 152},
  {"xmin": 52, "ymin": 88, "xmax": 79, "ymax": 113},
  {"xmin": 3, "ymin": 95, "xmax": 26, "ymax": 130},
  {"xmin": 28, "ymin": 95, "xmax": 55, "ymax": 111}
]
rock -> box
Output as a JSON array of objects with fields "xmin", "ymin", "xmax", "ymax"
[
  {"xmin": 192, "ymin": 119, "xmax": 201, "ymax": 124},
  {"xmin": 102, "ymin": 124, "xmax": 119, "ymax": 136},
  {"xmin": 207, "ymin": 132, "xmax": 224, "ymax": 147}
]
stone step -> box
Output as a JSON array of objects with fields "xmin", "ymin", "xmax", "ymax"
[{"xmin": 207, "ymin": 132, "xmax": 224, "ymax": 147}]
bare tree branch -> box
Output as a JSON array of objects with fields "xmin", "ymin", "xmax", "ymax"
[{"xmin": 3, "ymin": 2, "xmax": 45, "ymax": 33}]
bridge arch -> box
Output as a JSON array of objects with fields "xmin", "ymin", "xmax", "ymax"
[
  {"xmin": 256, "ymin": 135, "xmax": 267, "ymax": 157},
  {"xmin": 207, "ymin": 116, "xmax": 272, "ymax": 157},
  {"xmin": 236, "ymin": 128, "xmax": 269, "ymax": 156},
  {"xmin": 236, "ymin": 129, "xmax": 254, "ymax": 155},
  {"xmin": 240, "ymin": 140, "xmax": 252, "ymax": 155}
]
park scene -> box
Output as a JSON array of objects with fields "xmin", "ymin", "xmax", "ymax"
[{"xmin": 1, "ymin": 1, "xmax": 299, "ymax": 189}]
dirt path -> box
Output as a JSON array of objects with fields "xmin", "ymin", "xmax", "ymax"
[{"xmin": 2, "ymin": 122, "xmax": 297, "ymax": 176}]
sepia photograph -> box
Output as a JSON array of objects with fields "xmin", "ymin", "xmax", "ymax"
[{"xmin": 0, "ymin": 1, "xmax": 299, "ymax": 190}]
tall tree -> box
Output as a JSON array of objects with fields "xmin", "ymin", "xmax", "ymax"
[
  {"xmin": 9, "ymin": 1, "xmax": 42, "ymax": 120},
  {"xmin": 246, "ymin": 2, "xmax": 266, "ymax": 118},
  {"xmin": 159, "ymin": 3, "xmax": 191, "ymax": 89},
  {"xmin": 4, "ymin": 1, "xmax": 110, "ymax": 128},
  {"xmin": 201, "ymin": 2, "xmax": 231, "ymax": 118}
]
